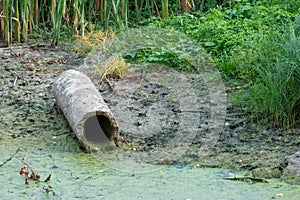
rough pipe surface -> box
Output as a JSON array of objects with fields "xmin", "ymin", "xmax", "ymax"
[{"xmin": 53, "ymin": 69, "xmax": 119, "ymax": 151}]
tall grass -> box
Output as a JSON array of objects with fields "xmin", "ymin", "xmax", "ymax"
[
  {"xmin": 250, "ymin": 20, "xmax": 300, "ymax": 127},
  {"xmin": 51, "ymin": 0, "xmax": 66, "ymax": 46},
  {"xmin": 161, "ymin": 0, "xmax": 169, "ymax": 18},
  {"xmin": 0, "ymin": 0, "xmax": 242, "ymax": 46},
  {"xmin": 1, "ymin": 0, "xmax": 12, "ymax": 45},
  {"xmin": 13, "ymin": 0, "xmax": 21, "ymax": 43},
  {"xmin": 153, "ymin": 2, "xmax": 299, "ymax": 128},
  {"xmin": 20, "ymin": 0, "xmax": 31, "ymax": 42}
]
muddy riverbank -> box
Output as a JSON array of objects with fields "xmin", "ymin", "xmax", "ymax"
[{"xmin": 0, "ymin": 41, "xmax": 299, "ymax": 182}]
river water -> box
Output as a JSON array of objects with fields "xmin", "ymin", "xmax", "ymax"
[{"xmin": 1, "ymin": 134, "xmax": 299, "ymax": 200}]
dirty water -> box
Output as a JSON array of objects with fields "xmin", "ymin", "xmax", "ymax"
[{"xmin": 1, "ymin": 135, "xmax": 300, "ymax": 200}]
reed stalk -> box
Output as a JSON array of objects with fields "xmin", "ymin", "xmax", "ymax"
[
  {"xmin": 33, "ymin": 0, "xmax": 38, "ymax": 25},
  {"xmin": 112, "ymin": 0, "xmax": 122, "ymax": 28},
  {"xmin": 73, "ymin": 0, "xmax": 79, "ymax": 35},
  {"xmin": 120, "ymin": 0, "xmax": 125, "ymax": 20},
  {"xmin": 152, "ymin": 0, "xmax": 160, "ymax": 18},
  {"xmin": 2, "ymin": 0, "xmax": 11, "ymax": 45},
  {"xmin": 79, "ymin": 0, "xmax": 85, "ymax": 36},
  {"xmin": 87, "ymin": 0, "xmax": 94, "ymax": 30},
  {"xmin": 99, "ymin": 0, "xmax": 107, "ymax": 21},
  {"xmin": 161, "ymin": 0, "xmax": 168, "ymax": 18},
  {"xmin": 0, "ymin": 0, "xmax": 236, "ymax": 46},
  {"xmin": 20, "ymin": 0, "xmax": 31, "ymax": 42},
  {"xmin": 145, "ymin": 0, "xmax": 152, "ymax": 17},
  {"xmin": 51, "ymin": 0, "xmax": 66, "ymax": 46},
  {"xmin": 134, "ymin": 0, "xmax": 141, "ymax": 22},
  {"xmin": 0, "ymin": 15, "xmax": 4, "ymax": 41},
  {"xmin": 14, "ymin": 0, "xmax": 20, "ymax": 43}
]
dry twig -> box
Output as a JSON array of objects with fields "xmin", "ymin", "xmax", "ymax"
[{"xmin": 0, "ymin": 148, "xmax": 21, "ymax": 168}]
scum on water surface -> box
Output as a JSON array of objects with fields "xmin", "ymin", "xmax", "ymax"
[{"xmin": 1, "ymin": 135, "xmax": 300, "ymax": 199}]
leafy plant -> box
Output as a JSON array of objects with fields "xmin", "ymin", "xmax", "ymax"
[
  {"xmin": 123, "ymin": 47, "xmax": 195, "ymax": 72},
  {"xmin": 153, "ymin": 2, "xmax": 299, "ymax": 127}
]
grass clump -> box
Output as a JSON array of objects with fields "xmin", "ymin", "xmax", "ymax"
[
  {"xmin": 249, "ymin": 21, "xmax": 300, "ymax": 127},
  {"xmin": 96, "ymin": 56, "xmax": 130, "ymax": 81},
  {"xmin": 73, "ymin": 30, "xmax": 115, "ymax": 57}
]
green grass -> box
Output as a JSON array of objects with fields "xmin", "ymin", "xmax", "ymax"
[
  {"xmin": 249, "ymin": 21, "xmax": 300, "ymax": 127},
  {"xmin": 151, "ymin": 2, "xmax": 300, "ymax": 127},
  {"xmin": 123, "ymin": 47, "xmax": 195, "ymax": 72}
]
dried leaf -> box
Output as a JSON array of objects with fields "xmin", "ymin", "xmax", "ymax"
[{"xmin": 44, "ymin": 174, "xmax": 51, "ymax": 182}]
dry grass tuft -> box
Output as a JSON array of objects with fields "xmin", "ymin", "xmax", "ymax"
[
  {"xmin": 96, "ymin": 56, "xmax": 130, "ymax": 81},
  {"xmin": 73, "ymin": 29, "xmax": 115, "ymax": 56}
]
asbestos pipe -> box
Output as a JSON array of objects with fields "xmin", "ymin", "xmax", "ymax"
[{"xmin": 53, "ymin": 69, "xmax": 119, "ymax": 152}]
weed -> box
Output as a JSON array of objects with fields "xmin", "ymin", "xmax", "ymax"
[
  {"xmin": 249, "ymin": 23, "xmax": 300, "ymax": 127},
  {"xmin": 95, "ymin": 56, "xmax": 130, "ymax": 81},
  {"xmin": 123, "ymin": 47, "xmax": 195, "ymax": 72},
  {"xmin": 153, "ymin": 2, "xmax": 299, "ymax": 127},
  {"xmin": 73, "ymin": 29, "xmax": 115, "ymax": 57},
  {"xmin": 167, "ymin": 94, "xmax": 174, "ymax": 102}
]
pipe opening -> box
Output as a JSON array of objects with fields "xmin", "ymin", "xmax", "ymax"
[{"xmin": 84, "ymin": 115, "xmax": 115, "ymax": 143}]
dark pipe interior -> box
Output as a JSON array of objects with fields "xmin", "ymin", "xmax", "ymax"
[{"xmin": 84, "ymin": 115, "xmax": 115, "ymax": 143}]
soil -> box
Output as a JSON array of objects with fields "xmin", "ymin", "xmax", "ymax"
[{"xmin": 0, "ymin": 42, "xmax": 299, "ymax": 179}]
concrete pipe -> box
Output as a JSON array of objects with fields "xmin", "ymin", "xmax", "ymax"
[{"xmin": 53, "ymin": 69, "xmax": 119, "ymax": 152}]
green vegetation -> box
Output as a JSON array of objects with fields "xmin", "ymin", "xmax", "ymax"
[
  {"xmin": 124, "ymin": 48, "xmax": 195, "ymax": 72},
  {"xmin": 250, "ymin": 21, "xmax": 300, "ymax": 127},
  {"xmin": 1, "ymin": 0, "xmax": 225, "ymax": 46},
  {"xmin": 151, "ymin": 1, "xmax": 300, "ymax": 127},
  {"xmin": 0, "ymin": 0, "xmax": 299, "ymax": 127}
]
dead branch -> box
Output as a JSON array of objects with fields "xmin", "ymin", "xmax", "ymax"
[{"xmin": 0, "ymin": 148, "xmax": 21, "ymax": 167}]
